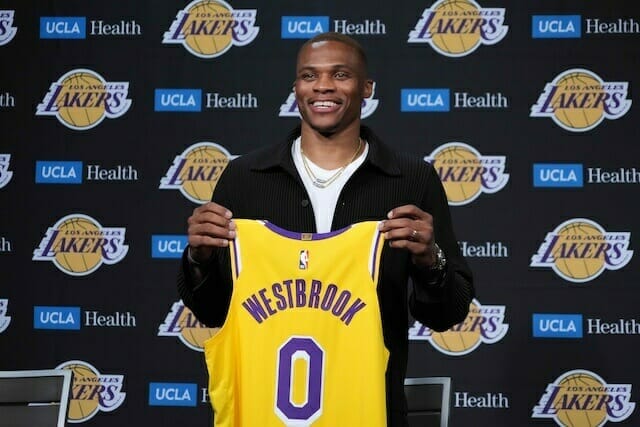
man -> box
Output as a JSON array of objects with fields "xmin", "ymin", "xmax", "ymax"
[{"xmin": 178, "ymin": 32, "xmax": 474, "ymax": 426}]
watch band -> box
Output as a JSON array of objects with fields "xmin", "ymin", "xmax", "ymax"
[{"xmin": 431, "ymin": 242, "xmax": 447, "ymax": 272}]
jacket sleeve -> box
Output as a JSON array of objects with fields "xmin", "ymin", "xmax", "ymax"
[
  {"xmin": 176, "ymin": 162, "xmax": 236, "ymax": 327},
  {"xmin": 408, "ymin": 163, "xmax": 475, "ymax": 332}
]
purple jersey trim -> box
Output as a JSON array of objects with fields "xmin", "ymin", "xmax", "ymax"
[
  {"xmin": 264, "ymin": 221, "xmax": 352, "ymax": 240},
  {"xmin": 371, "ymin": 230, "xmax": 383, "ymax": 280}
]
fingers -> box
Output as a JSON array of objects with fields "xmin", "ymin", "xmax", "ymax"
[
  {"xmin": 386, "ymin": 204, "xmax": 427, "ymax": 221},
  {"xmin": 378, "ymin": 205, "xmax": 435, "ymax": 263},
  {"xmin": 188, "ymin": 202, "xmax": 235, "ymax": 249}
]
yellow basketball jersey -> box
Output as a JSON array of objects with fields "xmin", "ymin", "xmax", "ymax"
[{"xmin": 204, "ymin": 219, "xmax": 389, "ymax": 427}]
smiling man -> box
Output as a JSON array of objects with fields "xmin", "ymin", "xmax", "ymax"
[{"xmin": 178, "ymin": 32, "xmax": 474, "ymax": 427}]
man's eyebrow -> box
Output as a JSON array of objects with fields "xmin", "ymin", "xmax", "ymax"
[{"xmin": 297, "ymin": 64, "xmax": 353, "ymax": 71}]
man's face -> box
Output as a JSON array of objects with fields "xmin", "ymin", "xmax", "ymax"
[{"xmin": 294, "ymin": 40, "xmax": 373, "ymax": 135}]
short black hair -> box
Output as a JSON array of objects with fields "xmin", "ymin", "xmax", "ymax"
[{"xmin": 299, "ymin": 32, "xmax": 368, "ymax": 71}]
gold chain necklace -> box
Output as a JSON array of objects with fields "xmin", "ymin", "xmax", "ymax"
[{"xmin": 300, "ymin": 138, "xmax": 362, "ymax": 188}]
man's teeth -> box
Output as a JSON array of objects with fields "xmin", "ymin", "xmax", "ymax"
[{"xmin": 313, "ymin": 101, "xmax": 337, "ymax": 108}]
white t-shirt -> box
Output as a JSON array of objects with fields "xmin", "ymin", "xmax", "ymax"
[{"xmin": 292, "ymin": 137, "xmax": 369, "ymax": 233}]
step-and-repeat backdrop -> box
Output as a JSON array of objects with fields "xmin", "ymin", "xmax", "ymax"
[{"xmin": 1, "ymin": 1, "xmax": 638, "ymax": 426}]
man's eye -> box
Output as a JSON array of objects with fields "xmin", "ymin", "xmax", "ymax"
[
  {"xmin": 335, "ymin": 72, "xmax": 348, "ymax": 79},
  {"xmin": 302, "ymin": 73, "xmax": 315, "ymax": 80}
]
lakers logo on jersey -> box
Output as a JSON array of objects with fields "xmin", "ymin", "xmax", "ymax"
[{"xmin": 205, "ymin": 220, "xmax": 388, "ymax": 426}]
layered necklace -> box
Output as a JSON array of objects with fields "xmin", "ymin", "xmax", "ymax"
[{"xmin": 300, "ymin": 138, "xmax": 362, "ymax": 188}]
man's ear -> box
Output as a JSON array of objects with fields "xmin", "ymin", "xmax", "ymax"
[{"xmin": 363, "ymin": 79, "xmax": 374, "ymax": 98}]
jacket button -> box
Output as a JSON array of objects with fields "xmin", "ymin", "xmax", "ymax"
[{"xmin": 301, "ymin": 199, "xmax": 310, "ymax": 207}]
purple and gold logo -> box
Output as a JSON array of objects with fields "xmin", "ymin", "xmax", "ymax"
[
  {"xmin": 163, "ymin": 0, "xmax": 259, "ymax": 58},
  {"xmin": 408, "ymin": 0, "xmax": 508, "ymax": 57},
  {"xmin": 0, "ymin": 299, "xmax": 11, "ymax": 333},
  {"xmin": 531, "ymin": 218, "xmax": 633, "ymax": 283},
  {"xmin": 158, "ymin": 300, "xmax": 219, "ymax": 351},
  {"xmin": 160, "ymin": 142, "xmax": 235, "ymax": 204},
  {"xmin": 532, "ymin": 369, "xmax": 635, "ymax": 426},
  {"xmin": 0, "ymin": 10, "xmax": 17, "ymax": 45},
  {"xmin": 531, "ymin": 68, "xmax": 631, "ymax": 132},
  {"xmin": 409, "ymin": 298, "xmax": 508, "ymax": 355},
  {"xmin": 0, "ymin": 154, "xmax": 13, "ymax": 189},
  {"xmin": 425, "ymin": 142, "xmax": 509, "ymax": 205},
  {"xmin": 36, "ymin": 69, "xmax": 131, "ymax": 130},
  {"xmin": 56, "ymin": 360, "xmax": 126, "ymax": 423},
  {"xmin": 33, "ymin": 214, "xmax": 128, "ymax": 276}
]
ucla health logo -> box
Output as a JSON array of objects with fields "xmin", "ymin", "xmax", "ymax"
[
  {"xmin": 0, "ymin": 299, "xmax": 11, "ymax": 333},
  {"xmin": 532, "ymin": 15, "xmax": 581, "ymax": 39},
  {"xmin": 35, "ymin": 160, "xmax": 83, "ymax": 184},
  {"xmin": 280, "ymin": 82, "xmax": 379, "ymax": 119},
  {"xmin": 33, "ymin": 214, "xmax": 129, "ymax": 276},
  {"xmin": 409, "ymin": 299, "xmax": 508, "ymax": 356},
  {"xmin": 151, "ymin": 235, "xmax": 188, "ymax": 258},
  {"xmin": 533, "ymin": 163, "xmax": 583, "ymax": 188},
  {"xmin": 160, "ymin": 142, "xmax": 236, "ymax": 204},
  {"xmin": 155, "ymin": 89, "xmax": 202, "ymax": 112},
  {"xmin": 56, "ymin": 360, "xmax": 126, "ymax": 423},
  {"xmin": 532, "ymin": 313, "xmax": 583, "ymax": 338},
  {"xmin": 40, "ymin": 17, "xmax": 86, "ymax": 39},
  {"xmin": 281, "ymin": 16, "xmax": 329, "ymax": 39},
  {"xmin": 531, "ymin": 68, "xmax": 631, "ymax": 132},
  {"xmin": 425, "ymin": 142, "xmax": 509, "ymax": 205},
  {"xmin": 532, "ymin": 369, "xmax": 635, "ymax": 426},
  {"xmin": 149, "ymin": 382, "xmax": 198, "ymax": 407},
  {"xmin": 163, "ymin": 0, "xmax": 259, "ymax": 59},
  {"xmin": 408, "ymin": 0, "xmax": 508, "ymax": 57},
  {"xmin": 0, "ymin": 10, "xmax": 17, "ymax": 45},
  {"xmin": 531, "ymin": 218, "xmax": 633, "ymax": 283},
  {"xmin": 0, "ymin": 154, "xmax": 13, "ymax": 188},
  {"xmin": 36, "ymin": 69, "xmax": 131, "ymax": 130},
  {"xmin": 158, "ymin": 300, "xmax": 219, "ymax": 352}
]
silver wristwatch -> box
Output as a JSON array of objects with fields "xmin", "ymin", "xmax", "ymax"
[{"xmin": 431, "ymin": 243, "xmax": 447, "ymax": 272}]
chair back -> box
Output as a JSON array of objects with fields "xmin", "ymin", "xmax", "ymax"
[
  {"xmin": 0, "ymin": 369, "xmax": 73, "ymax": 427},
  {"xmin": 404, "ymin": 376, "xmax": 452, "ymax": 427}
]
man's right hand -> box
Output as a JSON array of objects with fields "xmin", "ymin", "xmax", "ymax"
[{"xmin": 187, "ymin": 202, "xmax": 236, "ymax": 264}]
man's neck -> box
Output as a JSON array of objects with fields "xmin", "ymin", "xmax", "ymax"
[{"xmin": 300, "ymin": 124, "xmax": 362, "ymax": 169}]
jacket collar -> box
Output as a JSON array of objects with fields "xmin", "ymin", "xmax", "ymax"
[{"xmin": 250, "ymin": 125, "xmax": 401, "ymax": 177}]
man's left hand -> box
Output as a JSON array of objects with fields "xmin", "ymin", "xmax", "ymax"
[{"xmin": 378, "ymin": 204, "xmax": 437, "ymax": 269}]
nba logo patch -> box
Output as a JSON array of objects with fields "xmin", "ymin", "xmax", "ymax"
[{"xmin": 299, "ymin": 250, "xmax": 309, "ymax": 269}]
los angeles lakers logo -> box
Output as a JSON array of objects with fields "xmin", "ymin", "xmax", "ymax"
[
  {"xmin": 32, "ymin": 214, "xmax": 129, "ymax": 276},
  {"xmin": 0, "ymin": 154, "xmax": 13, "ymax": 189},
  {"xmin": 0, "ymin": 10, "xmax": 17, "ymax": 46},
  {"xmin": 531, "ymin": 218, "xmax": 633, "ymax": 283},
  {"xmin": 0, "ymin": 298, "xmax": 11, "ymax": 333},
  {"xmin": 408, "ymin": 0, "xmax": 508, "ymax": 57},
  {"xmin": 408, "ymin": 299, "xmax": 508, "ymax": 356},
  {"xmin": 36, "ymin": 69, "xmax": 132, "ymax": 130},
  {"xmin": 158, "ymin": 300, "xmax": 219, "ymax": 351},
  {"xmin": 160, "ymin": 142, "xmax": 236, "ymax": 204},
  {"xmin": 279, "ymin": 82, "xmax": 379, "ymax": 119},
  {"xmin": 55, "ymin": 360, "xmax": 126, "ymax": 423},
  {"xmin": 163, "ymin": 0, "xmax": 259, "ymax": 59},
  {"xmin": 532, "ymin": 369, "xmax": 635, "ymax": 426},
  {"xmin": 425, "ymin": 142, "xmax": 509, "ymax": 205},
  {"xmin": 530, "ymin": 68, "xmax": 631, "ymax": 132}
]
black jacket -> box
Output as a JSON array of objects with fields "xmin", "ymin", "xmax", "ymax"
[{"xmin": 178, "ymin": 126, "xmax": 474, "ymax": 426}]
